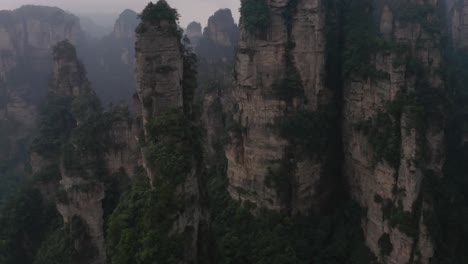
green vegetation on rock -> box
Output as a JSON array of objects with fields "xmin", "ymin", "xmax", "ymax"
[
  {"xmin": 207, "ymin": 167, "xmax": 378, "ymax": 264},
  {"xmin": 107, "ymin": 31, "xmax": 199, "ymax": 263},
  {"xmin": 422, "ymin": 48, "xmax": 468, "ymax": 263},
  {"xmin": 144, "ymin": 110, "xmax": 191, "ymax": 185},
  {"xmin": 0, "ymin": 188, "xmax": 61, "ymax": 264},
  {"xmin": 378, "ymin": 233, "xmax": 393, "ymax": 256},
  {"xmin": 240, "ymin": 0, "xmax": 271, "ymax": 33},
  {"xmin": 279, "ymin": 110, "xmax": 335, "ymax": 157},
  {"xmin": 34, "ymin": 216, "xmax": 97, "ymax": 264},
  {"xmin": 31, "ymin": 97, "xmax": 74, "ymax": 158},
  {"xmin": 106, "ymin": 174, "xmax": 184, "ymax": 264},
  {"xmin": 341, "ymin": 0, "xmax": 390, "ymax": 80},
  {"xmin": 139, "ymin": 0, "xmax": 179, "ymax": 24}
]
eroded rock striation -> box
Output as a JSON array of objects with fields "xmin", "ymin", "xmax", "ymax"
[
  {"xmin": 342, "ymin": 1, "xmax": 446, "ymax": 263},
  {"xmin": 196, "ymin": 8, "xmax": 239, "ymax": 168},
  {"xmin": 31, "ymin": 40, "xmax": 136, "ymax": 264},
  {"xmin": 132, "ymin": 3, "xmax": 205, "ymax": 262},
  {"xmin": 4, "ymin": 1, "xmax": 468, "ymax": 264},
  {"xmin": 226, "ymin": 0, "xmax": 454, "ymax": 263},
  {"xmin": 226, "ymin": 0, "xmax": 332, "ymax": 214}
]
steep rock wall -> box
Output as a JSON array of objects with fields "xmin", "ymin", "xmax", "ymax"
[
  {"xmin": 342, "ymin": 1, "xmax": 446, "ymax": 263},
  {"xmin": 134, "ymin": 20, "xmax": 184, "ymax": 129},
  {"xmin": 48, "ymin": 41, "xmax": 106, "ymax": 264},
  {"xmin": 79, "ymin": 9, "xmax": 138, "ymax": 106},
  {"xmin": 0, "ymin": 6, "xmax": 83, "ymax": 180},
  {"xmin": 32, "ymin": 40, "xmax": 136, "ymax": 264},
  {"xmin": 196, "ymin": 8, "xmax": 239, "ymax": 168},
  {"xmin": 226, "ymin": 0, "xmax": 331, "ymax": 213},
  {"xmin": 133, "ymin": 7, "xmax": 204, "ymax": 262}
]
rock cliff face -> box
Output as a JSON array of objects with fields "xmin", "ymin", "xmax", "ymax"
[
  {"xmin": 226, "ymin": 0, "xmax": 332, "ymax": 213},
  {"xmin": 31, "ymin": 40, "xmax": 136, "ymax": 264},
  {"xmin": 48, "ymin": 41, "xmax": 106, "ymax": 264},
  {"xmin": 448, "ymin": 0, "xmax": 468, "ymax": 47},
  {"xmin": 342, "ymin": 1, "xmax": 445, "ymax": 263},
  {"xmin": 133, "ymin": 6, "xmax": 203, "ymax": 262},
  {"xmin": 50, "ymin": 41, "xmax": 93, "ymax": 97},
  {"xmin": 80, "ymin": 9, "xmax": 138, "ymax": 106},
  {"xmin": 0, "ymin": 5, "xmax": 83, "ymax": 193},
  {"xmin": 186, "ymin": 21, "xmax": 202, "ymax": 47},
  {"xmin": 228, "ymin": 0, "xmax": 453, "ymax": 262},
  {"xmin": 0, "ymin": 5, "xmax": 81, "ymax": 107},
  {"xmin": 196, "ymin": 9, "xmax": 239, "ymax": 168},
  {"xmin": 203, "ymin": 9, "xmax": 239, "ymax": 49},
  {"xmin": 197, "ymin": 9, "xmax": 239, "ymax": 63},
  {"xmin": 113, "ymin": 9, "xmax": 139, "ymax": 40},
  {"xmin": 135, "ymin": 20, "xmax": 184, "ymax": 128},
  {"xmin": 4, "ymin": 1, "xmax": 468, "ymax": 264}
]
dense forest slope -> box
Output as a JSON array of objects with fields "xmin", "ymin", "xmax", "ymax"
[{"xmin": 1, "ymin": 0, "xmax": 468, "ymax": 264}]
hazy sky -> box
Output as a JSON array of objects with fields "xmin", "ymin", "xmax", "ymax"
[{"xmin": 0, "ymin": 0, "xmax": 240, "ymax": 28}]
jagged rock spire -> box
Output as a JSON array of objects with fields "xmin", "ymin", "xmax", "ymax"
[{"xmin": 50, "ymin": 40, "xmax": 94, "ymax": 97}]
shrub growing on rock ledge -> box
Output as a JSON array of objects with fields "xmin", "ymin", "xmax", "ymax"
[
  {"xmin": 139, "ymin": 0, "xmax": 179, "ymax": 24},
  {"xmin": 240, "ymin": 0, "xmax": 271, "ymax": 33}
]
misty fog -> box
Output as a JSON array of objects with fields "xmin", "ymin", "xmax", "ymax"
[{"xmin": 0, "ymin": 0, "xmax": 240, "ymax": 27}]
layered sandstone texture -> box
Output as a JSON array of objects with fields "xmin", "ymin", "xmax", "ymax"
[
  {"xmin": 343, "ymin": 2, "xmax": 445, "ymax": 263},
  {"xmin": 134, "ymin": 14, "xmax": 203, "ymax": 263},
  {"xmin": 50, "ymin": 40, "xmax": 94, "ymax": 97},
  {"xmin": 49, "ymin": 41, "xmax": 107, "ymax": 264},
  {"xmin": 226, "ymin": 0, "xmax": 329, "ymax": 213},
  {"xmin": 134, "ymin": 20, "xmax": 183, "ymax": 128}
]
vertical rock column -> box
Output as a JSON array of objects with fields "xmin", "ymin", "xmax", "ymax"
[
  {"xmin": 134, "ymin": 13, "xmax": 184, "ymax": 185},
  {"xmin": 45, "ymin": 40, "xmax": 106, "ymax": 264},
  {"xmin": 134, "ymin": 20, "xmax": 183, "ymax": 126},
  {"xmin": 226, "ymin": 0, "xmax": 332, "ymax": 213},
  {"xmin": 342, "ymin": 1, "xmax": 446, "ymax": 263},
  {"xmin": 196, "ymin": 8, "xmax": 239, "ymax": 169},
  {"xmin": 134, "ymin": 3, "xmax": 203, "ymax": 262},
  {"xmin": 448, "ymin": 0, "xmax": 468, "ymax": 47}
]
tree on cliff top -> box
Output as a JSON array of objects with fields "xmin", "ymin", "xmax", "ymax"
[
  {"xmin": 53, "ymin": 40, "xmax": 77, "ymax": 61},
  {"xmin": 240, "ymin": 0, "xmax": 271, "ymax": 32},
  {"xmin": 139, "ymin": 0, "xmax": 179, "ymax": 24}
]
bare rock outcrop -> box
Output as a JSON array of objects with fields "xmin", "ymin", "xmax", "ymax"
[
  {"xmin": 133, "ymin": 3, "xmax": 204, "ymax": 262},
  {"xmin": 50, "ymin": 40, "xmax": 94, "ymax": 97},
  {"xmin": 80, "ymin": 9, "xmax": 139, "ymax": 106},
  {"xmin": 33, "ymin": 40, "xmax": 137, "ymax": 264},
  {"xmin": 196, "ymin": 9, "xmax": 239, "ymax": 168},
  {"xmin": 47, "ymin": 41, "xmax": 107, "ymax": 264},
  {"xmin": 134, "ymin": 20, "xmax": 184, "ymax": 129},
  {"xmin": 112, "ymin": 9, "xmax": 139, "ymax": 40},
  {"xmin": 226, "ymin": 0, "xmax": 331, "ymax": 213},
  {"xmin": 342, "ymin": 2, "xmax": 445, "ymax": 263}
]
